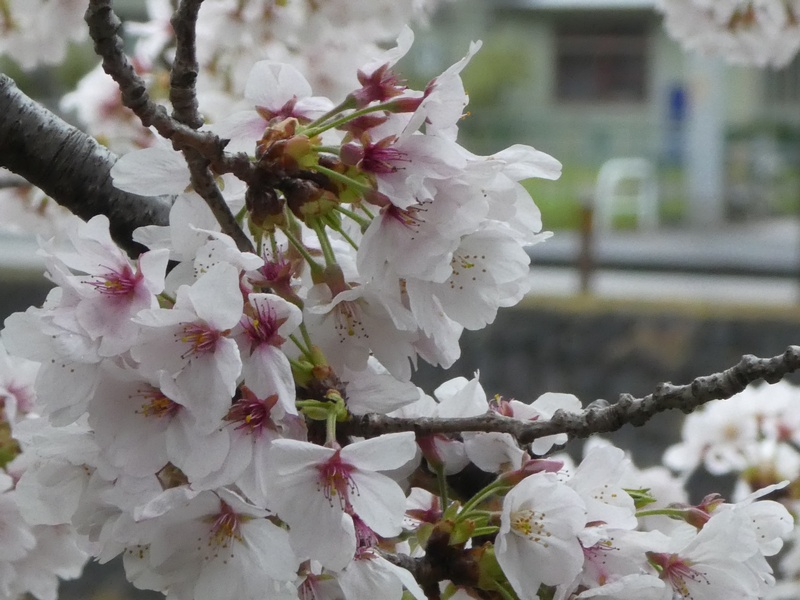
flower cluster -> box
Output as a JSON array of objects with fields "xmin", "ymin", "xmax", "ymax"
[
  {"xmin": 657, "ymin": 0, "xmax": 800, "ymax": 67},
  {"xmin": 0, "ymin": 5, "xmax": 797, "ymax": 600}
]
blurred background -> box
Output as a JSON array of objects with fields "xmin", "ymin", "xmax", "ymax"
[{"xmin": 4, "ymin": 0, "xmax": 800, "ymax": 597}]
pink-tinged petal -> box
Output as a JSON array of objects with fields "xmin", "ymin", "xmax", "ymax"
[
  {"xmin": 491, "ymin": 144, "xmax": 562, "ymax": 181},
  {"xmin": 167, "ymin": 420, "xmax": 230, "ymax": 480},
  {"xmin": 341, "ymin": 432, "xmax": 417, "ymax": 472},
  {"xmin": 242, "ymin": 345, "xmax": 296, "ymax": 414},
  {"xmin": 288, "ymin": 501, "xmax": 356, "ymax": 571},
  {"xmin": 138, "ymin": 248, "xmax": 170, "ymax": 294},
  {"xmin": 267, "ymin": 438, "xmax": 334, "ymax": 476},
  {"xmin": 359, "ymin": 25, "xmax": 415, "ymax": 76},
  {"xmin": 174, "ymin": 340, "xmax": 241, "ymax": 428},
  {"xmin": 37, "ymin": 362, "xmax": 100, "ymax": 426},
  {"xmin": 111, "ymin": 146, "xmax": 191, "ymax": 195},
  {"xmin": 244, "ymin": 519, "xmax": 299, "ymax": 581},
  {"xmin": 348, "ymin": 470, "xmax": 407, "ymax": 538},
  {"xmin": 212, "ymin": 110, "xmax": 268, "ymax": 155},
  {"xmin": 244, "ymin": 61, "xmax": 313, "ymax": 107},
  {"xmin": 185, "ymin": 264, "xmax": 244, "ymax": 329},
  {"xmin": 496, "ymin": 534, "xmax": 545, "ymax": 600}
]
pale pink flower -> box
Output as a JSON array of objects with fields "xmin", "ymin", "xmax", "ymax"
[
  {"xmin": 264, "ymin": 432, "xmax": 417, "ymax": 571},
  {"xmin": 213, "ymin": 61, "xmax": 334, "ymax": 154},
  {"xmin": 132, "ymin": 263, "xmax": 244, "ymax": 431},
  {"xmin": 496, "ymin": 472, "xmax": 587, "ymax": 600},
  {"xmin": 132, "ymin": 487, "xmax": 300, "ymax": 600},
  {"xmin": 235, "ymin": 293, "xmax": 302, "ymax": 415}
]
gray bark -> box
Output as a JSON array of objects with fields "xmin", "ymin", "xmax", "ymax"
[{"xmin": 0, "ymin": 74, "xmax": 170, "ymax": 257}]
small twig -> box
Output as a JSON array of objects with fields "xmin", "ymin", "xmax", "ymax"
[
  {"xmin": 85, "ymin": 0, "xmax": 255, "ymax": 254},
  {"xmin": 343, "ymin": 346, "xmax": 800, "ymax": 443},
  {"xmin": 170, "ymin": 0, "xmax": 204, "ymax": 129},
  {"xmin": 184, "ymin": 151, "xmax": 256, "ymax": 253}
]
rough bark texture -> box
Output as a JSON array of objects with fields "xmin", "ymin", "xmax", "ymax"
[{"xmin": 0, "ymin": 74, "xmax": 171, "ymax": 256}]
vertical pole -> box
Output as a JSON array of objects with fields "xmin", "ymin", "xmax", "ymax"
[{"xmin": 578, "ymin": 193, "xmax": 594, "ymax": 295}]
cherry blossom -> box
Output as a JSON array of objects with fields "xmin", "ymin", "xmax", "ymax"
[
  {"xmin": 495, "ymin": 472, "xmax": 587, "ymax": 600},
  {"xmin": 264, "ymin": 432, "xmax": 417, "ymax": 570}
]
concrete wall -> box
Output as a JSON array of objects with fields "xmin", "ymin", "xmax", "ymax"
[{"xmin": 416, "ymin": 298, "xmax": 800, "ymax": 469}]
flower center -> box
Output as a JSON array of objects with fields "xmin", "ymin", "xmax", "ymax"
[
  {"xmin": 179, "ymin": 323, "xmax": 221, "ymax": 358},
  {"xmin": 241, "ymin": 301, "xmax": 284, "ymax": 348},
  {"xmin": 225, "ymin": 388, "xmax": 279, "ymax": 435},
  {"xmin": 651, "ymin": 552, "xmax": 709, "ymax": 597},
  {"xmin": 206, "ymin": 500, "xmax": 244, "ymax": 556},
  {"xmin": 361, "ymin": 136, "xmax": 409, "ymax": 174},
  {"xmin": 333, "ymin": 301, "xmax": 365, "ymax": 339},
  {"xmin": 510, "ymin": 508, "xmax": 552, "ymax": 547},
  {"xmin": 134, "ymin": 387, "xmax": 180, "ymax": 419},
  {"xmin": 87, "ymin": 264, "xmax": 140, "ymax": 297},
  {"xmin": 317, "ymin": 450, "xmax": 358, "ymax": 511}
]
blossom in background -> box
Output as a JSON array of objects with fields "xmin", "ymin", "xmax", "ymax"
[{"xmin": 657, "ymin": 0, "xmax": 800, "ymax": 67}]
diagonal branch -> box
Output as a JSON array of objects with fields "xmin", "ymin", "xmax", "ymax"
[
  {"xmin": 0, "ymin": 74, "xmax": 170, "ymax": 257},
  {"xmin": 343, "ymin": 346, "xmax": 800, "ymax": 444},
  {"xmin": 85, "ymin": 0, "xmax": 255, "ymax": 254},
  {"xmin": 170, "ymin": 0, "xmax": 204, "ymax": 128}
]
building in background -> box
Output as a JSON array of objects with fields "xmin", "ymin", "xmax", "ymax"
[{"xmin": 405, "ymin": 0, "xmax": 800, "ymax": 226}]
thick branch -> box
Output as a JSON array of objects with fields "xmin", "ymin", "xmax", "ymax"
[
  {"xmin": 0, "ymin": 74, "xmax": 170, "ymax": 256},
  {"xmin": 344, "ymin": 346, "xmax": 800, "ymax": 444}
]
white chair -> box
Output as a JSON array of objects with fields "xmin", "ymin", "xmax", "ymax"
[{"xmin": 594, "ymin": 157, "xmax": 659, "ymax": 230}]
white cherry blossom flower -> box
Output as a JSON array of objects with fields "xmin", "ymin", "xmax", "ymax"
[
  {"xmin": 264, "ymin": 432, "xmax": 417, "ymax": 571},
  {"xmin": 496, "ymin": 472, "xmax": 587, "ymax": 600},
  {"xmin": 132, "ymin": 263, "xmax": 244, "ymax": 432},
  {"xmin": 132, "ymin": 487, "xmax": 300, "ymax": 600}
]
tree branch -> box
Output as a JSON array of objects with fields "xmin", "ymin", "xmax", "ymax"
[
  {"xmin": 85, "ymin": 0, "xmax": 256, "ymax": 254},
  {"xmin": 0, "ymin": 74, "xmax": 170, "ymax": 256},
  {"xmin": 170, "ymin": 0, "xmax": 203, "ymax": 128},
  {"xmin": 343, "ymin": 346, "xmax": 800, "ymax": 444}
]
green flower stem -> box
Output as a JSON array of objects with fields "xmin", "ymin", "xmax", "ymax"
[
  {"xmin": 635, "ymin": 507, "xmax": 687, "ymax": 519},
  {"xmin": 306, "ymin": 103, "xmax": 393, "ymax": 137},
  {"xmin": 360, "ymin": 204, "xmax": 375, "ymax": 220},
  {"xmin": 288, "ymin": 334, "xmax": 314, "ymax": 362},
  {"xmin": 311, "ymin": 164, "xmax": 372, "ymax": 195},
  {"xmin": 315, "ymin": 145, "xmax": 342, "ymax": 155},
  {"xmin": 299, "ymin": 323, "xmax": 315, "ymax": 357},
  {"xmin": 470, "ymin": 526, "xmax": 500, "ymax": 537},
  {"xmin": 436, "ymin": 465, "xmax": 450, "ymax": 512},
  {"xmin": 328, "ymin": 221, "xmax": 359, "ymax": 251},
  {"xmin": 493, "ymin": 581, "xmax": 517, "ymax": 600},
  {"xmin": 334, "ymin": 204, "xmax": 371, "ymax": 230},
  {"xmin": 456, "ymin": 481, "xmax": 510, "ymax": 524},
  {"xmin": 281, "ymin": 226, "xmax": 324, "ymax": 275},
  {"xmin": 326, "ymin": 409, "xmax": 338, "ymax": 446},
  {"xmin": 306, "ymin": 97, "xmax": 358, "ymax": 130},
  {"xmin": 234, "ymin": 203, "xmax": 247, "ymax": 225},
  {"xmin": 309, "ymin": 219, "xmax": 337, "ymax": 267}
]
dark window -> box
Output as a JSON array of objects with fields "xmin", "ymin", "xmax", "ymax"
[
  {"xmin": 765, "ymin": 53, "xmax": 800, "ymax": 104},
  {"xmin": 555, "ymin": 22, "xmax": 648, "ymax": 103}
]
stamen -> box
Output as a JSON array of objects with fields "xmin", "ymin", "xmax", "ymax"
[
  {"xmin": 178, "ymin": 323, "xmax": 222, "ymax": 358},
  {"xmin": 317, "ymin": 450, "xmax": 358, "ymax": 511},
  {"xmin": 86, "ymin": 264, "xmax": 140, "ymax": 297}
]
